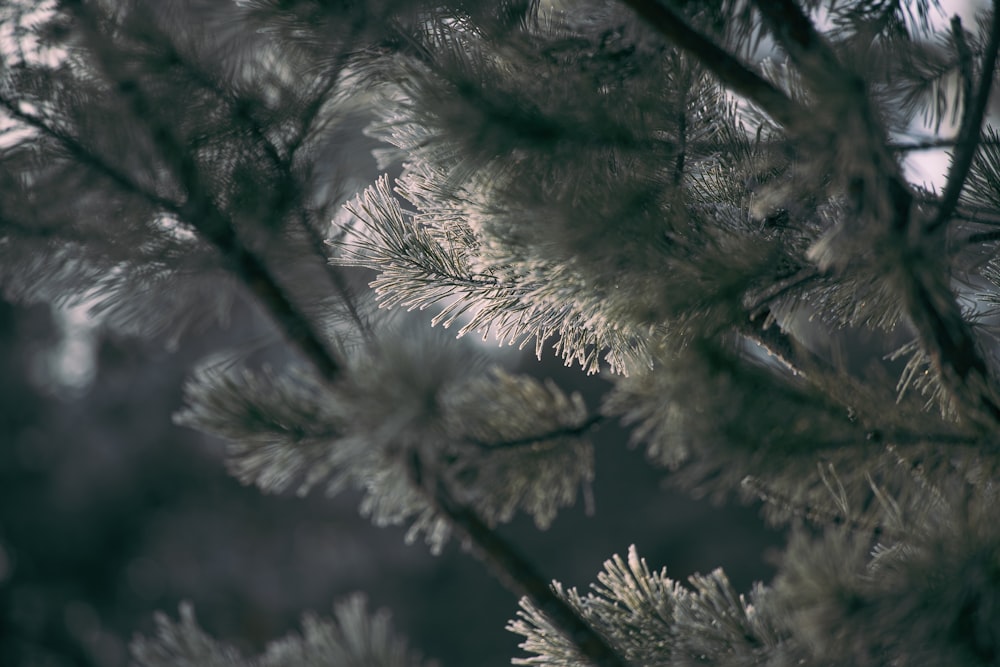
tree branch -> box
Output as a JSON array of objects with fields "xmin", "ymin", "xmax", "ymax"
[
  {"xmin": 741, "ymin": 474, "xmax": 899, "ymax": 541},
  {"xmin": 135, "ymin": 25, "xmax": 371, "ymax": 338},
  {"xmin": 927, "ymin": 4, "xmax": 1000, "ymax": 233},
  {"xmin": 889, "ymin": 136, "xmax": 1000, "ymax": 152},
  {"xmin": 410, "ymin": 456, "xmax": 631, "ymax": 667},
  {"xmin": 628, "ymin": 3, "xmax": 994, "ymax": 440},
  {"xmin": 468, "ymin": 413, "xmax": 607, "ymax": 452},
  {"xmin": 752, "ymin": 0, "xmax": 845, "ymax": 80},
  {"xmin": 749, "ymin": 0, "xmax": 1000, "ymax": 427},
  {"xmin": 17, "ymin": 2, "xmax": 345, "ymax": 384},
  {"xmin": 616, "ymin": 0, "xmax": 803, "ymax": 128},
  {"xmin": 41, "ymin": 7, "xmax": 630, "ymax": 664}
]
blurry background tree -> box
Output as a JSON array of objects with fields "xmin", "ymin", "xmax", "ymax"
[{"xmin": 2, "ymin": 0, "xmax": 1000, "ymax": 666}]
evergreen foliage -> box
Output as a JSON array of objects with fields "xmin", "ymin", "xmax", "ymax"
[
  {"xmin": 131, "ymin": 594, "xmax": 432, "ymax": 667},
  {"xmin": 4, "ymin": 0, "xmax": 1000, "ymax": 665}
]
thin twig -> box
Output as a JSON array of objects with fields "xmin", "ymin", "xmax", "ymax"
[
  {"xmin": 155, "ymin": 30, "xmax": 372, "ymax": 337},
  {"xmin": 746, "ymin": 266, "xmax": 822, "ymax": 319},
  {"xmin": 918, "ymin": 195, "xmax": 1000, "ymax": 224},
  {"xmin": 927, "ymin": 3, "xmax": 1000, "ymax": 233},
  {"xmin": 296, "ymin": 209, "xmax": 374, "ymax": 339},
  {"xmin": 0, "ymin": 98, "xmax": 178, "ymax": 210},
  {"xmin": 889, "ymin": 136, "xmax": 1000, "ymax": 152}
]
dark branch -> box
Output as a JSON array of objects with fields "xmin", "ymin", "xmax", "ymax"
[
  {"xmin": 904, "ymin": 271, "xmax": 1000, "ymax": 424},
  {"xmin": 13, "ymin": 3, "xmax": 344, "ymax": 384},
  {"xmin": 468, "ymin": 413, "xmax": 607, "ymax": 451},
  {"xmin": 927, "ymin": 3, "xmax": 1000, "ymax": 233},
  {"xmin": 617, "ymin": 0, "xmax": 803, "ymax": 128},
  {"xmin": 411, "ymin": 457, "xmax": 632, "ymax": 667},
  {"xmin": 889, "ymin": 137, "xmax": 1000, "ymax": 151},
  {"xmin": 0, "ymin": 97, "xmax": 179, "ymax": 211},
  {"xmin": 753, "ymin": 0, "xmax": 845, "ymax": 81},
  {"xmin": 45, "ymin": 9, "xmax": 630, "ymax": 665},
  {"xmin": 146, "ymin": 28, "xmax": 371, "ymax": 337},
  {"xmin": 966, "ymin": 230, "xmax": 1000, "ymax": 244},
  {"xmin": 952, "ymin": 15, "xmax": 975, "ymax": 130},
  {"xmin": 750, "ymin": 0, "xmax": 1000, "ymax": 427},
  {"xmin": 746, "ymin": 267, "xmax": 822, "ymax": 320}
]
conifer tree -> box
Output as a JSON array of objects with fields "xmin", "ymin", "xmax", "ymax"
[{"xmin": 4, "ymin": 0, "xmax": 1000, "ymax": 665}]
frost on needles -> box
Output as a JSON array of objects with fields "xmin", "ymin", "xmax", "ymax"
[
  {"xmin": 3, "ymin": 0, "xmax": 1000, "ymax": 665},
  {"xmin": 175, "ymin": 329, "xmax": 596, "ymax": 552}
]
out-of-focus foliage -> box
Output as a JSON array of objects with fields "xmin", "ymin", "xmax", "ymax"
[
  {"xmin": 131, "ymin": 595, "xmax": 432, "ymax": 667},
  {"xmin": 176, "ymin": 329, "xmax": 596, "ymax": 551}
]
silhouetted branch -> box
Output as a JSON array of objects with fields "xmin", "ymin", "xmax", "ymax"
[
  {"xmin": 753, "ymin": 0, "xmax": 845, "ymax": 80},
  {"xmin": 617, "ymin": 0, "xmax": 802, "ymax": 128},
  {"xmin": 751, "ymin": 0, "xmax": 1000, "ymax": 427},
  {"xmin": 927, "ymin": 4, "xmax": 1000, "ymax": 233},
  {"xmin": 5, "ymin": 7, "xmax": 344, "ymax": 384}
]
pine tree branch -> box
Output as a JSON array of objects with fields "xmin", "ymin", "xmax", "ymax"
[
  {"xmin": 750, "ymin": 0, "xmax": 1000, "ymax": 427},
  {"xmin": 295, "ymin": 209, "xmax": 373, "ymax": 338},
  {"xmin": 952, "ymin": 16, "xmax": 975, "ymax": 133},
  {"xmin": 408, "ymin": 455, "xmax": 631, "ymax": 667},
  {"xmin": 624, "ymin": 0, "xmax": 1000, "ymax": 427},
  {"xmin": 752, "ymin": 0, "xmax": 906, "ymax": 206},
  {"xmin": 927, "ymin": 4, "xmax": 1000, "ymax": 234},
  {"xmin": 741, "ymin": 474, "xmax": 899, "ymax": 540},
  {"xmin": 41, "ymin": 10, "xmax": 631, "ymax": 664},
  {"xmin": 0, "ymin": 96, "xmax": 179, "ymax": 212},
  {"xmin": 752, "ymin": 0, "xmax": 845, "ymax": 81},
  {"xmin": 146, "ymin": 29, "xmax": 371, "ymax": 337},
  {"xmin": 746, "ymin": 267, "xmax": 822, "ymax": 320},
  {"xmin": 919, "ymin": 196, "xmax": 1000, "ymax": 224},
  {"xmin": 752, "ymin": 0, "xmax": 907, "ymax": 215},
  {"xmin": 616, "ymin": 0, "xmax": 803, "ymax": 128},
  {"xmin": 1, "ymin": 26, "xmax": 343, "ymax": 385}
]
